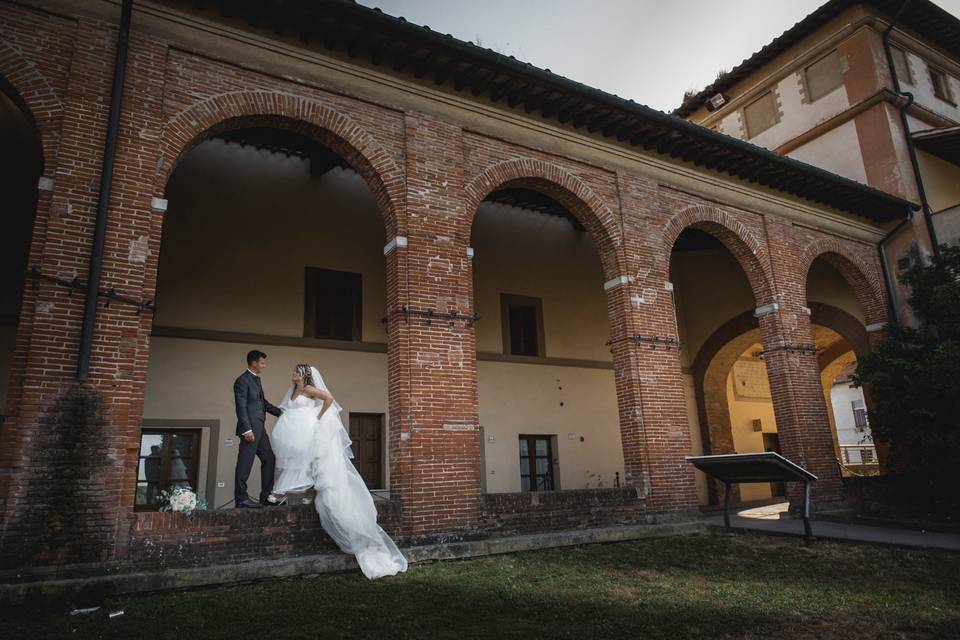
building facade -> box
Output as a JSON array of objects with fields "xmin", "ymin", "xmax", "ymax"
[
  {"xmin": 0, "ymin": 0, "xmax": 913, "ymax": 574},
  {"xmin": 678, "ymin": 0, "xmax": 960, "ymax": 327}
]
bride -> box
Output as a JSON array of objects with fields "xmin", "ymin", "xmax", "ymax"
[{"xmin": 270, "ymin": 364, "xmax": 407, "ymax": 580}]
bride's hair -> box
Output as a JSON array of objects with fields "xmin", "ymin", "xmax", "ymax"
[{"xmin": 295, "ymin": 364, "xmax": 313, "ymax": 387}]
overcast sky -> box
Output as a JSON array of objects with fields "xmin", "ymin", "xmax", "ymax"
[{"xmin": 356, "ymin": 0, "xmax": 960, "ymax": 113}]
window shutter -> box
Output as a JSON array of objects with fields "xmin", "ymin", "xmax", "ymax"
[
  {"xmin": 743, "ymin": 92, "xmax": 779, "ymax": 138},
  {"xmin": 805, "ymin": 51, "xmax": 843, "ymax": 102}
]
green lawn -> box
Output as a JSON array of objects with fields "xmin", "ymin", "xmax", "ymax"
[{"xmin": 4, "ymin": 533, "xmax": 959, "ymax": 639}]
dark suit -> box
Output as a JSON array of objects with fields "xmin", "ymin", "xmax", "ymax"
[{"xmin": 233, "ymin": 370, "xmax": 282, "ymax": 502}]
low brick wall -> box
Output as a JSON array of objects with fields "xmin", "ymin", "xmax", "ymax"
[
  {"xmin": 129, "ymin": 500, "xmax": 401, "ymax": 569},
  {"xmin": 128, "ymin": 489, "xmax": 649, "ymax": 569},
  {"xmin": 480, "ymin": 488, "xmax": 647, "ymax": 535}
]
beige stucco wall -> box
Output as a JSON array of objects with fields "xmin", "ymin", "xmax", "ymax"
[
  {"xmin": 472, "ymin": 199, "xmax": 622, "ymax": 492},
  {"xmin": 933, "ymin": 206, "xmax": 960, "ymax": 247},
  {"xmin": 478, "ymin": 361, "xmax": 622, "ymax": 493},
  {"xmin": 806, "ymin": 259, "xmax": 866, "ymax": 323},
  {"xmin": 898, "ymin": 47, "xmax": 960, "ymax": 125},
  {"xmin": 917, "ymin": 150, "xmax": 960, "ymax": 214},
  {"xmin": 746, "ymin": 72, "xmax": 851, "ymax": 152},
  {"xmin": 672, "ymin": 248, "xmax": 755, "ymax": 368},
  {"xmin": 155, "ymin": 140, "xmax": 388, "ymax": 339},
  {"xmin": 472, "ymin": 202, "xmax": 610, "ymax": 361},
  {"xmin": 787, "ymin": 120, "xmax": 868, "ymax": 185},
  {"xmin": 726, "ymin": 347, "xmax": 778, "ymax": 503},
  {"xmin": 682, "ymin": 373, "xmax": 709, "ymax": 505}
]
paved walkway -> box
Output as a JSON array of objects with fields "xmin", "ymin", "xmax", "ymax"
[{"xmin": 709, "ymin": 502, "xmax": 960, "ymax": 551}]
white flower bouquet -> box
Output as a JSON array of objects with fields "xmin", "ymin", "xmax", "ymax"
[{"xmin": 159, "ymin": 485, "xmax": 208, "ymax": 516}]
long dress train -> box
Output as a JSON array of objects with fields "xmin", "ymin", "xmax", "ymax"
[{"xmin": 273, "ymin": 370, "xmax": 407, "ymax": 580}]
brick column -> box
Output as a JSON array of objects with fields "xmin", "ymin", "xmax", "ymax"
[
  {"xmin": 760, "ymin": 220, "xmax": 843, "ymax": 506},
  {"xmin": 611, "ymin": 174, "xmax": 698, "ymax": 514},
  {"xmin": 0, "ymin": 20, "xmax": 168, "ymax": 565},
  {"xmin": 387, "ymin": 113, "xmax": 480, "ymax": 537}
]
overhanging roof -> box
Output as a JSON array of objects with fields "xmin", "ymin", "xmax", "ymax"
[
  {"xmin": 174, "ymin": 0, "xmax": 918, "ymax": 222},
  {"xmin": 914, "ymin": 125, "xmax": 960, "ymax": 164},
  {"xmin": 675, "ymin": 0, "xmax": 960, "ymax": 118}
]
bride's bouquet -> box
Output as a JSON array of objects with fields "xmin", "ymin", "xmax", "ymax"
[{"xmin": 159, "ymin": 485, "xmax": 208, "ymax": 516}]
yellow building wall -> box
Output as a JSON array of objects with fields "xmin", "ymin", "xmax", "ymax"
[
  {"xmin": 726, "ymin": 352, "xmax": 779, "ymax": 502},
  {"xmin": 918, "ymin": 150, "xmax": 960, "ymax": 214}
]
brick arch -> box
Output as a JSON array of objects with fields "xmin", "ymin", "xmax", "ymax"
[
  {"xmin": 463, "ymin": 158, "xmax": 622, "ymax": 279},
  {"xmin": 157, "ymin": 91, "xmax": 404, "ymax": 237},
  {"xmin": 800, "ymin": 237, "xmax": 886, "ymax": 326},
  {"xmin": 810, "ymin": 303, "xmax": 870, "ymax": 358},
  {"xmin": 663, "ymin": 205, "xmax": 773, "ymax": 305},
  {"xmin": 689, "ymin": 301, "xmax": 867, "ymax": 505},
  {"xmin": 0, "ymin": 40, "xmax": 61, "ymax": 173}
]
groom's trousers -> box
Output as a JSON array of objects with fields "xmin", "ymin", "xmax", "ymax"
[{"xmin": 235, "ymin": 429, "xmax": 276, "ymax": 502}]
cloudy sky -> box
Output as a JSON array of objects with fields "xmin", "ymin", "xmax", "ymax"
[{"xmin": 356, "ymin": 0, "xmax": 960, "ymax": 113}]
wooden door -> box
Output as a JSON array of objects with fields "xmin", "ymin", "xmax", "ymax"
[{"xmin": 348, "ymin": 413, "xmax": 384, "ymax": 489}]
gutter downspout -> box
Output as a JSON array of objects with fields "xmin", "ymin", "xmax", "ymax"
[
  {"xmin": 878, "ymin": 218, "xmax": 909, "ymax": 334},
  {"xmin": 77, "ymin": 0, "xmax": 133, "ymax": 382},
  {"xmin": 881, "ymin": 0, "xmax": 941, "ymax": 260}
]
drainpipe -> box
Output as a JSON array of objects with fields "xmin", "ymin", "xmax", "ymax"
[
  {"xmin": 77, "ymin": 0, "xmax": 133, "ymax": 382},
  {"xmin": 878, "ymin": 218, "xmax": 909, "ymax": 334},
  {"xmin": 881, "ymin": 0, "xmax": 941, "ymax": 260}
]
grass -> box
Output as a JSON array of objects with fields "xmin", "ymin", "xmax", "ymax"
[{"xmin": 3, "ymin": 532, "xmax": 959, "ymax": 639}]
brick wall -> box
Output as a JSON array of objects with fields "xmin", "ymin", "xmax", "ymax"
[
  {"xmin": 129, "ymin": 501, "xmax": 401, "ymax": 569},
  {"xmin": 0, "ymin": 1, "xmax": 889, "ymax": 568},
  {"xmin": 480, "ymin": 488, "xmax": 648, "ymax": 535}
]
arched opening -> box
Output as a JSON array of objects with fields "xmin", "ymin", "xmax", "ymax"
[
  {"xmin": 671, "ymin": 227, "xmax": 780, "ymax": 506},
  {"xmin": 141, "ymin": 119, "xmax": 392, "ymax": 510},
  {"xmin": 470, "ymin": 181, "xmax": 622, "ymax": 494},
  {"xmin": 0, "ymin": 80, "xmax": 43, "ymax": 426},
  {"xmin": 806, "ymin": 257, "xmax": 877, "ymax": 476}
]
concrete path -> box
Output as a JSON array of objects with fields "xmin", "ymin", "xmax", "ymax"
[{"xmin": 710, "ymin": 502, "xmax": 960, "ymax": 551}]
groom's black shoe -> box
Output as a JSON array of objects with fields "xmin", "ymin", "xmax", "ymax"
[{"xmin": 235, "ymin": 496, "xmax": 262, "ymax": 509}]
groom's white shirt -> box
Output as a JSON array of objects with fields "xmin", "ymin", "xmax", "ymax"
[{"xmin": 240, "ymin": 368, "xmax": 259, "ymax": 437}]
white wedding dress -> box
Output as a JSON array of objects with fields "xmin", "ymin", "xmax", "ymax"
[{"xmin": 271, "ymin": 367, "xmax": 408, "ymax": 580}]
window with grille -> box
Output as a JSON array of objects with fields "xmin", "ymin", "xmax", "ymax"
[
  {"xmin": 135, "ymin": 429, "xmax": 201, "ymax": 511},
  {"xmin": 519, "ymin": 435, "xmax": 555, "ymax": 492},
  {"xmin": 743, "ymin": 91, "xmax": 779, "ymax": 138},
  {"xmin": 804, "ymin": 51, "xmax": 844, "ymax": 102},
  {"xmin": 304, "ymin": 267, "xmax": 362, "ymax": 341}
]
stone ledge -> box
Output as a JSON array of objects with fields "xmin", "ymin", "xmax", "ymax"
[{"xmin": 0, "ymin": 520, "xmax": 706, "ymax": 609}]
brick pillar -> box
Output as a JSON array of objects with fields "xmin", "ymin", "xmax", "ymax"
[
  {"xmin": 760, "ymin": 221, "xmax": 843, "ymax": 507},
  {"xmin": 387, "ymin": 113, "xmax": 480, "ymax": 537},
  {"xmin": 0, "ymin": 18, "xmax": 118, "ymax": 565},
  {"xmin": 0, "ymin": 20, "xmax": 168, "ymax": 565},
  {"xmin": 611, "ymin": 174, "xmax": 698, "ymax": 514}
]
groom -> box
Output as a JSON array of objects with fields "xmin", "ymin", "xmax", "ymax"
[{"xmin": 234, "ymin": 350, "xmax": 284, "ymax": 508}]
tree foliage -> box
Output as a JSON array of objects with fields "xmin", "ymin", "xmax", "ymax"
[{"xmin": 852, "ymin": 245, "xmax": 960, "ymax": 476}]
